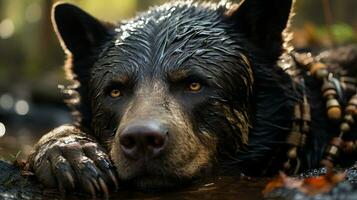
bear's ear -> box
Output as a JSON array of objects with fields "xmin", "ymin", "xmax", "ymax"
[
  {"xmin": 52, "ymin": 3, "xmax": 111, "ymax": 60},
  {"xmin": 225, "ymin": 0, "xmax": 293, "ymax": 55}
]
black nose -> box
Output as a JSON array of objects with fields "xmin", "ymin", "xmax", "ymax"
[{"xmin": 119, "ymin": 120, "xmax": 168, "ymax": 160}]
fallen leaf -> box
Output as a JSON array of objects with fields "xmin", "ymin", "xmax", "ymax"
[{"xmin": 263, "ymin": 170, "xmax": 346, "ymax": 196}]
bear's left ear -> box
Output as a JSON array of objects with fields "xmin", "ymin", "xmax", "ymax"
[
  {"xmin": 225, "ymin": 0, "xmax": 293, "ymax": 55},
  {"xmin": 52, "ymin": 2, "xmax": 112, "ymax": 60}
]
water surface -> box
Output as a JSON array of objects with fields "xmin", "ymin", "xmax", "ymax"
[{"xmin": 53, "ymin": 176, "xmax": 268, "ymax": 200}]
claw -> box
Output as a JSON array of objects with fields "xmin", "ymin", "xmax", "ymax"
[
  {"xmin": 98, "ymin": 177, "xmax": 109, "ymax": 198},
  {"xmin": 64, "ymin": 171, "xmax": 75, "ymax": 190},
  {"xmin": 107, "ymin": 169, "xmax": 119, "ymax": 191},
  {"xmin": 81, "ymin": 160, "xmax": 108, "ymax": 194},
  {"xmin": 101, "ymin": 158, "xmax": 112, "ymax": 169},
  {"xmin": 95, "ymin": 159, "xmax": 119, "ymax": 190},
  {"xmin": 83, "ymin": 146, "xmax": 118, "ymax": 191},
  {"xmin": 49, "ymin": 151, "xmax": 76, "ymax": 192},
  {"xmin": 82, "ymin": 178, "xmax": 96, "ymax": 197},
  {"xmin": 34, "ymin": 159, "xmax": 57, "ymax": 188},
  {"xmin": 87, "ymin": 163, "xmax": 100, "ymax": 177},
  {"xmin": 57, "ymin": 162, "xmax": 75, "ymax": 190},
  {"xmin": 90, "ymin": 176, "xmax": 101, "ymax": 192}
]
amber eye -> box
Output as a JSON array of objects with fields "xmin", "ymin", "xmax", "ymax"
[
  {"xmin": 110, "ymin": 89, "xmax": 121, "ymax": 98},
  {"xmin": 188, "ymin": 82, "xmax": 202, "ymax": 92}
]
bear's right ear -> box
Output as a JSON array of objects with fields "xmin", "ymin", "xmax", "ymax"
[
  {"xmin": 52, "ymin": 3, "xmax": 111, "ymax": 60},
  {"xmin": 224, "ymin": 0, "xmax": 293, "ymax": 59}
]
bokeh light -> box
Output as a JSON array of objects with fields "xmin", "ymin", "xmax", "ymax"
[
  {"xmin": 25, "ymin": 3, "xmax": 42, "ymax": 23},
  {"xmin": 0, "ymin": 122, "xmax": 5, "ymax": 137},
  {"xmin": 0, "ymin": 18, "xmax": 15, "ymax": 39},
  {"xmin": 14, "ymin": 100, "xmax": 29, "ymax": 115},
  {"xmin": 0, "ymin": 94, "xmax": 14, "ymax": 110}
]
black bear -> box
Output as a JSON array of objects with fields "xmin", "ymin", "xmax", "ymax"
[{"xmin": 27, "ymin": 0, "xmax": 357, "ymax": 196}]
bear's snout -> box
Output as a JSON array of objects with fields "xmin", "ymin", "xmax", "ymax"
[{"xmin": 119, "ymin": 120, "xmax": 169, "ymax": 160}]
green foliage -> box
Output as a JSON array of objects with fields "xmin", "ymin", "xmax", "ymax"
[
  {"xmin": 315, "ymin": 23, "xmax": 356, "ymax": 43},
  {"xmin": 332, "ymin": 23, "xmax": 356, "ymax": 43}
]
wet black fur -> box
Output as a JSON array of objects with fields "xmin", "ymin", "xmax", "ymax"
[
  {"xmin": 88, "ymin": 3, "xmax": 255, "ymax": 154},
  {"xmin": 54, "ymin": 0, "xmax": 357, "ymax": 177}
]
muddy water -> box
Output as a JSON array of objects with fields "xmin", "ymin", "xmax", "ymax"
[
  {"xmin": 40, "ymin": 176, "xmax": 268, "ymax": 200},
  {"xmin": 111, "ymin": 177, "xmax": 267, "ymax": 200}
]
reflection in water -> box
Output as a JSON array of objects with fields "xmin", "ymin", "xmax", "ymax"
[{"xmin": 40, "ymin": 176, "xmax": 268, "ymax": 200}]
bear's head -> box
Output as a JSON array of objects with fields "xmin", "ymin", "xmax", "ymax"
[{"xmin": 52, "ymin": 0, "xmax": 294, "ymax": 189}]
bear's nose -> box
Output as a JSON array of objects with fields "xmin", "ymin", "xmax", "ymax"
[{"xmin": 119, "ymin": 120, "xmax": 168, "ymax": 160}]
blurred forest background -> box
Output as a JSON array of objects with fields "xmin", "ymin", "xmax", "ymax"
[{"xmin": 0, "ymin": 0, "xmax": 356, "ymax": 160}]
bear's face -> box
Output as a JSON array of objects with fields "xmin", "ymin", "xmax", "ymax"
[
  {"xmin": 89, "ymin": 3, "xmax": 253, "ymax": 188},
  {"xmin": 53, "ymin": 0, "xmax": 292, "ymax": 189}
]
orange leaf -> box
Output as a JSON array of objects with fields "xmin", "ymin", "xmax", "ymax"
[{"xmin": 263, "ymin": 170, "xmax": 346, "ymax": 196}]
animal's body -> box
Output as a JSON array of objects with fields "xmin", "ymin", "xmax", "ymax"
[{"xmin": 27, "ymin": 0, "xmax": 357, "ymax": 195}]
